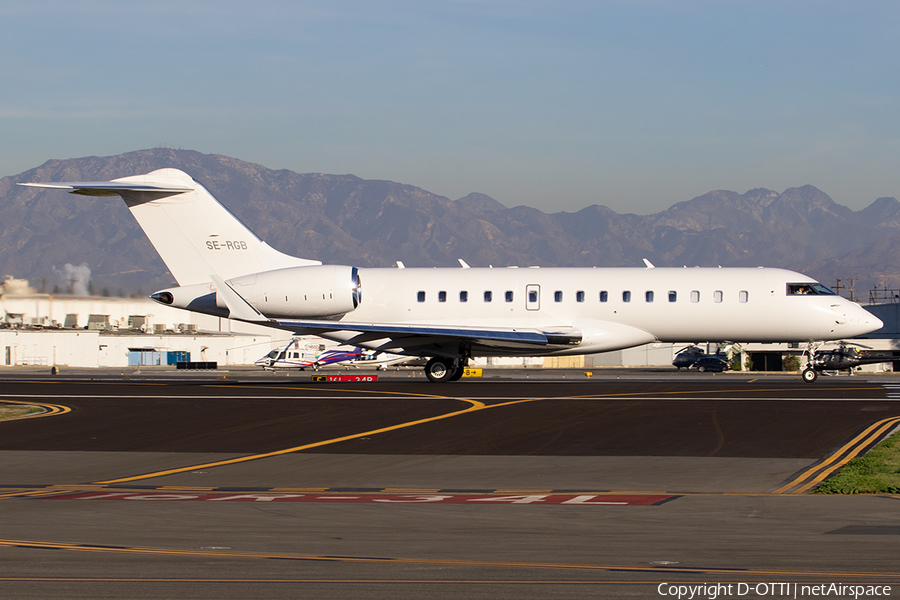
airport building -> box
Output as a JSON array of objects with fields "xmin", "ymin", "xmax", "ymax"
[{"xmin": 0, "ymin": 291, "xmax": 293, "ymax": 368}]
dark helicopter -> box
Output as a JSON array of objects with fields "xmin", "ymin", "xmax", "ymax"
[
  {"xmin": 673, "ymin": 345, "xmax": 705, "ymax": 369},
  {"xmin": 801, "ymin": 343, "xmax": 893, "ymax": 383}
]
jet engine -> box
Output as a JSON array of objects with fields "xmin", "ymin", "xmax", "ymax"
[
  {"xmin": 151, "ymin": 265, "xmax": 361, "ymax": 320},
  {"xmin": 228, "ymin": 265, "xmax": 360, "ymax": 318}
]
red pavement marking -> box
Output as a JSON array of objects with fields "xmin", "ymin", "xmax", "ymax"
[
  {"xmin": 311, "ymin": 374, "xmax": 378, "ymax": 382},
  {"xmin": 45, "ymin": 492, "xmax": 677, "ymax": 505}
]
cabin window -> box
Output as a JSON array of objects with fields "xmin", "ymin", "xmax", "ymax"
[
  {"xmin": 484, "ymin": 291, "xmax": 492, "ymax": 302},
  {"xmin": 505, "ymin": 291, "xmax": 514, "ymax": 302},
  {"xmin": 787, "ymin": 283, "xmax": 836, "ymax": 296},
  {"xmin": 623, "ymin": 291, "xmax": 631, "ymax": 303},
  {"xmin": 739, "ymin": 290, "xmax": 749, "ymax": 303},
  {"xmin": 668, "ymin": 291, "xmax": 677, "ymax": 302},
  {"xmin": 599, "ymin": 291, "xmax": 608, "ymax": 302},
  {"xmin": 554, "ymin": 291, "xmax": 563, "ymax": 302},
  {"xmin": 460, "ymin": 291, "xmax": 468, "ymax": 302},
  {"xmin": 645, "ymin": 291, "xmax": 654, "ymax": 303},
  {"xmin": 690, "ymin": 290, "xmax": 700, "ymax": 303},
  {"xmin": 529, "ymin": 290, "xmax": 538, "ymax": 303},
  {"xmin": 438, "ymin": 291, "xmax": 447, "ymax": 303},
  {"xmin": 417, "ymin": 291, "xmax": 425, "ymax": 302},
  {"xmin": 576, "ymin": 290, "xmax": 585, "ymax": 303},
  {"xmin": 714, "ymin": 290, "xmax": 723, "ymax": 303}
]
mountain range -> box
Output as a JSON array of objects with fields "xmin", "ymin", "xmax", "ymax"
[{"xmin": 2, "ymin": 148, "xmax": 899, "ymax": 300}]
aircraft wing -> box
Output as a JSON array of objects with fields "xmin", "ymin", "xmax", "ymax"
[{"xmin": 272, "ymin": 319, "xmax": 581, "ymax": 354}]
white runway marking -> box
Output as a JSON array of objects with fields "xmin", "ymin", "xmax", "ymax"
[{"xmin": 882, "ymin": 383, "xmax": 900, "ymax": 399}]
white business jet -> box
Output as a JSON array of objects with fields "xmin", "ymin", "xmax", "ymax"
[{"xmin": 21, "ymin": 169, "xmax": 883, "ymax": 383}]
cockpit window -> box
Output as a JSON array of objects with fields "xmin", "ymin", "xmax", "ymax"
[
  {"xmin": 812, "ymin": 283, "xmax": 837, "ymax": 295},
  {"xmin": 787, "ymin": 283, "xmax": 837, "ymax": 296}
]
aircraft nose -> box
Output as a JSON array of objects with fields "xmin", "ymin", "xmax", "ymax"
[
  {"xmin": 866, "ymin": 314, "xmax": 884, "ymax": 331},
  {"xmin": 852, "ymin": 307, "xmax": 883, "ymax": 336}
]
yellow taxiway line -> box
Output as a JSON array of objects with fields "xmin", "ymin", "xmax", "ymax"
[
  {"xmin": 96, "ymin": 389, "xmax": 549, "ymax": 485},
  {"xmin": 1, "ymin": 537, "xmax": 899, "ymax": 580},
  {"xmin": 0, "ymin": 399, "xmax": 71, "ymax": 422},
  {"xmin": 96, "ymin": 396, "xmax": 490, "ymax": 484},
  {"xmin": 772, "ymin": 414, "xmax": 900, "ymax": 494}
]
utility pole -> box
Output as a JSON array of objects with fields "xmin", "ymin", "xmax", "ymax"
[{"xmin": 835, "ymin": 278, "xmax": 857, "ymax": 302}]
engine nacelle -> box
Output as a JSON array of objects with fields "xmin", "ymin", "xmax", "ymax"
[
  {"xmin": 227, "ymin": 265, "xmax": 360, "ymax": 319},
  {"xmin": 151, "ymin": 265, "xmax": 361, "ymax": 320}
]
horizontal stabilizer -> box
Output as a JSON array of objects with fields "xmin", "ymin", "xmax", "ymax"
[{"xmin": 19, "ymin": 181, "xmax": 193, "ymax": 196}]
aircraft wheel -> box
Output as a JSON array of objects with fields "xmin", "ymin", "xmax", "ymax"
[
  {"xmin": 425, "ymin": 357, "xmax": 454, "ymax": 383},
  {"xmin": 802, "ymin": 368, "xmax": 818, "ymax": 383}
]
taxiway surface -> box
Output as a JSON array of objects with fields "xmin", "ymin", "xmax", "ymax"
[{"xmin": 1, "ymin": 371, "xmax": 899, "ymax": 599}]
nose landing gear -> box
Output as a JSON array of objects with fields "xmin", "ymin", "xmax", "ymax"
[{"xmin": 801, "ymin": 341, "xmax": 820, "ymax": 383}]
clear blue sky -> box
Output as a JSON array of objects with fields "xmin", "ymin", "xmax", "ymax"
[{"xmin": 2, "ymin": 1, "xmax": 899, "ymax": 214}]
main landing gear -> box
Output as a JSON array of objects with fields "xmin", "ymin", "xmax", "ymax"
[{"xmin": 424, "ymin": 356, "xmax": 466, "ymax": 383}]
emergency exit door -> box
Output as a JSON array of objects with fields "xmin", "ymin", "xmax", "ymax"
[{"xmin": 526, "ymin": 284, "xmax": 540, "ymax": 311}]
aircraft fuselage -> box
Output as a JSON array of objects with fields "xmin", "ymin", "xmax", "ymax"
[{"xmin": 208, "ymin": 264, "xmax": 879, "ymax": 357}]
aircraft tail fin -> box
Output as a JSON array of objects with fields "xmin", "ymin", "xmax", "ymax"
[{"xmin": 20, "ymin": 168, "xmax": 320, "ymax": 286}]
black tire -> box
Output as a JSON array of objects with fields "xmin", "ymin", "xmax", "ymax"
[
  {"xmin": 802, "ymin": 368, "xmax": 818, "ymax": 383},
  {"xmin": 425, "ymin": 357, "xmax": 454, "ymax": 383},
  {"xmin": 449, "ymin": 363, "xmax": 465, "ymax": 381}
]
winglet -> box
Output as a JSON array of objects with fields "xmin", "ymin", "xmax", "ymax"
[{"xmin": 642, "ymin": 258, "xmax": 655, "ymax": 268}]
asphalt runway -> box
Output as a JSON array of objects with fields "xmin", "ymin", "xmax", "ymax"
[{"xmin": 1, "ymin": 371, "xmax": 900, "ymax": 599}]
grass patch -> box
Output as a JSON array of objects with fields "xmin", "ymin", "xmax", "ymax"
[
  {"xmin": 0, "ymin": 404, "xmax": 45, "ymax": 419},
  {"xmin": 814, "ymin": 431, "xmax": 900, "ymax": 494}
]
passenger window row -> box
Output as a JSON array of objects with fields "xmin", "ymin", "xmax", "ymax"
[
  {"xmin": 416, "ymin": 290, "xmax": 750, "ymax": 303},
  {"xmin": 607, "ymin": 290, "xmax": 748, "ymax": 303},
  {"xmin": 416, "ymin": 290, "xmax": 515, "ymax": 303}
]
